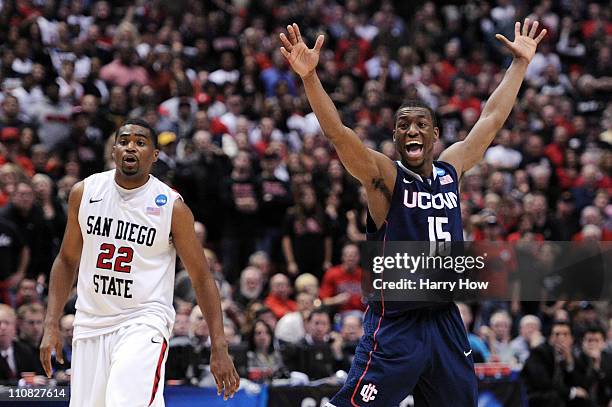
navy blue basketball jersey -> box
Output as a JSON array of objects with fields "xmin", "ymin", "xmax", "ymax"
[
  {"xmin": 367, "ymin": 160, "xmax": 463, "ymax": 242},
  {"xmin": 366, "ymin": 160, "xmax": 463, "ymax": 314}
]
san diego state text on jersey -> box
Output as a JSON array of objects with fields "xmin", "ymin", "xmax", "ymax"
[{"xmin": 85, "ymin": 215, "xmax": 157, "ymax": 247}]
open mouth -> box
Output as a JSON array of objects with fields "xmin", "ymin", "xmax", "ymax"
[
  {"xmin": 405, "ymin": 141, "xmax": 423, "ymax": 159},
  {"xmin": 123, "ymin": 155, "xmax": 138, "ymax": 166}
]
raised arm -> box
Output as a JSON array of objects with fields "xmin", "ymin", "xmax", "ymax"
[
  {"xmin": 280, "ymin": 24, "xmax": 396, "ymax": 226},
  {"xmin": 440, "ymin": 19, "xmax": 547, "ymax": 176},
  {"xmin": 171, "ymin": 199, "xmax": 239, "ymax": 400},
  {"xmin": 40, "ymin": 182, "xmax": 84, "ymax": 377}
]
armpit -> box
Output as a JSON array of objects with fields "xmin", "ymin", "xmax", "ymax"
[{"xmin": 371, "ymin": 177, "xmax": 392, "ymax": 203}]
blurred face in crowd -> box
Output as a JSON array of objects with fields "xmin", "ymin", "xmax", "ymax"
[
  {"xmin": 253, "ymin": 321, "xmax": 272, "ymax": 352},
  {"xmin": 12, "ymin": 182, "xmax": 34, "ymax": 212},
  {"xmin": 258, "ymin": 310, "xmax": 277, "ymax": 331},
  {"xmin": 194, "ymin": 221, "xmax": 206, "ymax": 246},
  {"xmin": 313, "ymin": 147, "xmax": 330, "ymax": 169},
  {"xmin": 0, "ymin": 306, "xmax": 16, "ymax": 350},
  {"xmin": 220, "ymin": 52, "xmax": 236, "ymax": 71},
  {"xmin": 46, "ymin": 83, "xmax": 60, "ymax": 103},
  {"xmin": 519, "ymin": 316, "xmax": 541, "ymax": 340},
  {"xmin": 2, "ymin": 96, "xmax": 19, "ymax": 118},
  {"xmin": 32, "ymin": 174, "xmax": 53, "ymax": 201},
  {"xmin": 109, "ymin": 86, "xmax": 127, "ymax": 109},
  {"xmin": 309, "ymin": 312, "xmax": 331, "ymax": 343},
  {"xmin": 240, "ymin": 267, "xmax": 263, "ymax": 299},
  {"xmin": 172, "ymin": 313, "xmax": 189, "ymax": 337},
  {"xmin": 60, "ymin": 314, "xmax": 74, "ymax": 346},
  {"xmin": 550, "ymin": 324, "xmax": 573, "ymax": 350},
  {"xmin": 581, "ymin": 206, "xmax": 602, "ymax": 226},
  {"xmin": 593, "ymin": 190, "xmax": 608, "ymax": 212},
  {"xmin": 341, "ymin": 315, "xmax": 363, "ymax": 342},
  {"xmin": 270, "ymin": 274, "xmax": 290, "ymax": 299},
  {"xmin": 261, "ymin": 154, "xmax": 279, "ymax": 174},
  {"xmin": 27, "ymin": 62, "xmax": 44, "ymax": 84},
  {"xmin": 227, "ymin": 95, "xmax": 242, "ymax": 115},
  {"xmin": 112, "ymin": 124, "xmax": 158, "ymax": 181},
  {"xmin": 232, "ymin": 151, "xmax": 251, "ymax": 174},
  {"xmin": 329, "ymin": 159, "xmax": 344, "ymax": 181},
  {"xmin": 296, "ymin": 292, "xmax": 315, "ymax": 314},
  {"xmin": 299, "ymin": 186, "xmax": 316, "ymax": 210},
  {"xmin": 491, "ymin": 312, "xmax": 511, "ymax": 341},
  {"xmin": 19, "ymin": 309, "xmax": 44, "ymax": 345},
  {"xmin": 582, "ymin": 331, "xmax": 605, "ymax": 360},
  {"xmin": 17, "ymin": 279, "xmax": 38, "ymax": 303},
  {"xmin": 81, "ymin": 95, "xmax": 98, "ymax": 114},
  {"xmin": 342, "ymin": 244, "xmax": 360, "ymax": 270},
  {"xmin": 525, "ymin": 136, "xmax": 544, "ymax": 157},
  {"xmin": 260, "ymin": 117, "xmax": 275, "ymax": 138},
  {"xmin": 189, "ymin": 306, "xmax": 209, "ymax": 339},
  {"xmin": 224, "ymin": 323, "xmax": 240, "ymax": 345},
  {"xmin": 393, "ymin": 106, "xmax": 439, "ymax": 174},
  {"xmin": 194, "ymin": 111, "xmax": 210, "ymax": 130}
]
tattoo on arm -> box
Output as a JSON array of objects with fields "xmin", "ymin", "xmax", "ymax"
[{"xmin": 371, "ymin": 177, "xmax": 392, "ymax": 203}]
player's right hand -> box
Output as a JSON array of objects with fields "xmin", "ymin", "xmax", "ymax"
[
  {"xmin": 39, "ymin": 325, "xmax": 63, "ymax": 379},
  {"xmin": 279, "ymin": 23, "xmax": 325, "ymax": 79}
]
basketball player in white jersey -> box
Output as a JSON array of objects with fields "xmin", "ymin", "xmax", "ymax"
[{"xmin": 39, "ymin": 119, "xmax": 240, "ymax": 406}]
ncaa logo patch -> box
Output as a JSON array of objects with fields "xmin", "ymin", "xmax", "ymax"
[
  {"xmin": 435, "ymin": 167, "xmax": 446, "ymax": 177},
  {"xmin": 155, "ymin": 194, "xmax": 168, "ymax": 206}
]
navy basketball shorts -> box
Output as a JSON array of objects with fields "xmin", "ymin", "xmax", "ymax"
[{"xmin": 327, "ymin": 303, "xmax": 478, "ymax": 407}]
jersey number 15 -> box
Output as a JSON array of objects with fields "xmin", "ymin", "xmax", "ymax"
[{"xmin": 427, "ymin": 216, "xmax": 451, "ymax": 256}]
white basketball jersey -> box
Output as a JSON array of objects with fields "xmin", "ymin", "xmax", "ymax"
[{"xmin": 74, "ymin": 170, "xmax": 180, "ymax": 340}]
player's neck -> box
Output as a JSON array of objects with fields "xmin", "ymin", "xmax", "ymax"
[
  {"xmin": 114, "ymin": 172, "xmax": 150, "ymax": 190},
  {"xmin": 400, "ymin": 159, "xmax": 433, "ymax": 179}
]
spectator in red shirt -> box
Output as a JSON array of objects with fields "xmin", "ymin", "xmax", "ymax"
[
  {"xmin": 446, "ymin": 78, "xmax": 482, "ymax": 116},
  {"xmin": 320, "ymin": 243, "xmax": 365, "ymax": 312},
  {"xmin": 544, "ymin": 126, "xmax": 569, "ymax": 168},
  {"xmin": 264, "ymin": 273, "xmax": 297, "ymax": 319}
]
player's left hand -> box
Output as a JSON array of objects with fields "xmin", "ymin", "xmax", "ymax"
[
  {"xmin": 210, "ymin": 345, "xmax": 240, "ymax": 400},
  {"xmin": 496, "ymin": 18, "xmax": 547, "ymax": 63},
  {"xmin": 39, "ymin": 325, "xmax": 63, "ymax": 378}
]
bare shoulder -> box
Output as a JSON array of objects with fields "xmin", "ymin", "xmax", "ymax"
[
  {"xmin": 171, "ymin": 198, "xmax": 194, "ymax": 230},
  {"xmin": 67, "ymin": 181, "xmax": 85, "ymax": 213},
  {"xmin": 368, "ymin": 148, "xmax": 396, "ymax": 174},
  {"xmin": 438, "ymin": 142, "xmax": 465, "ymax": 178}
]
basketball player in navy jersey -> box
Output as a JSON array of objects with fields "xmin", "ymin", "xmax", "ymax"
[{"xmin": 280, "ymin": 20, "xmax": 546, "ymax": 407}]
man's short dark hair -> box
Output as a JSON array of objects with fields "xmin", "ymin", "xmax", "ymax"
[
  {"xmin": 115, "ymin": 118, "xmax": 158, "ymax": 148},
  {"xmin": 395, "ymin": 99, "xmax": 438, "ymax": 128},
  {"xmin": 307, "ymin": 307, "xmax": 330, "ymax": 322},
  {"xmin": 583, "ymin": 324, "xmax": 606, "ymax": 339},
  {"xmin": 551, "ymin": 320, "xmax": 572, "ymax": 333}
]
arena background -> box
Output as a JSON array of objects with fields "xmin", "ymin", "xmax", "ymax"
[{"xmin": 0, "ymin": 0, "xmax": 610, "ymax": 406}]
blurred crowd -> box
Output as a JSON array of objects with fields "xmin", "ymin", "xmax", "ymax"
[{"xmin": 0, "ymin": 0, "xmax": 610, "ymax": 405}]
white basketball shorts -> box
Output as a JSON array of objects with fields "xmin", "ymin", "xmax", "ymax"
[{"xmin": 70, "ymin": 324, "xmax": 168, "ymax": 407}]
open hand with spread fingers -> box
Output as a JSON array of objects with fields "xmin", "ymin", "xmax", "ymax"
[
  {"xmin": 496, "ymin": 18, "xmax": 547, "ymax": 63},
  {"xmin": 279, "ymin": 23, "xmax": 325, "ymax": 79}
]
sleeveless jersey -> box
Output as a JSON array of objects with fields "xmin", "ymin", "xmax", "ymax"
[
  {"xmin": 74, "ymin": 170, "xmax": 181, "ymax": 340},
  {"xmin": 366, "ymin": 161, "xmax": 463, "ymax": 314}
]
